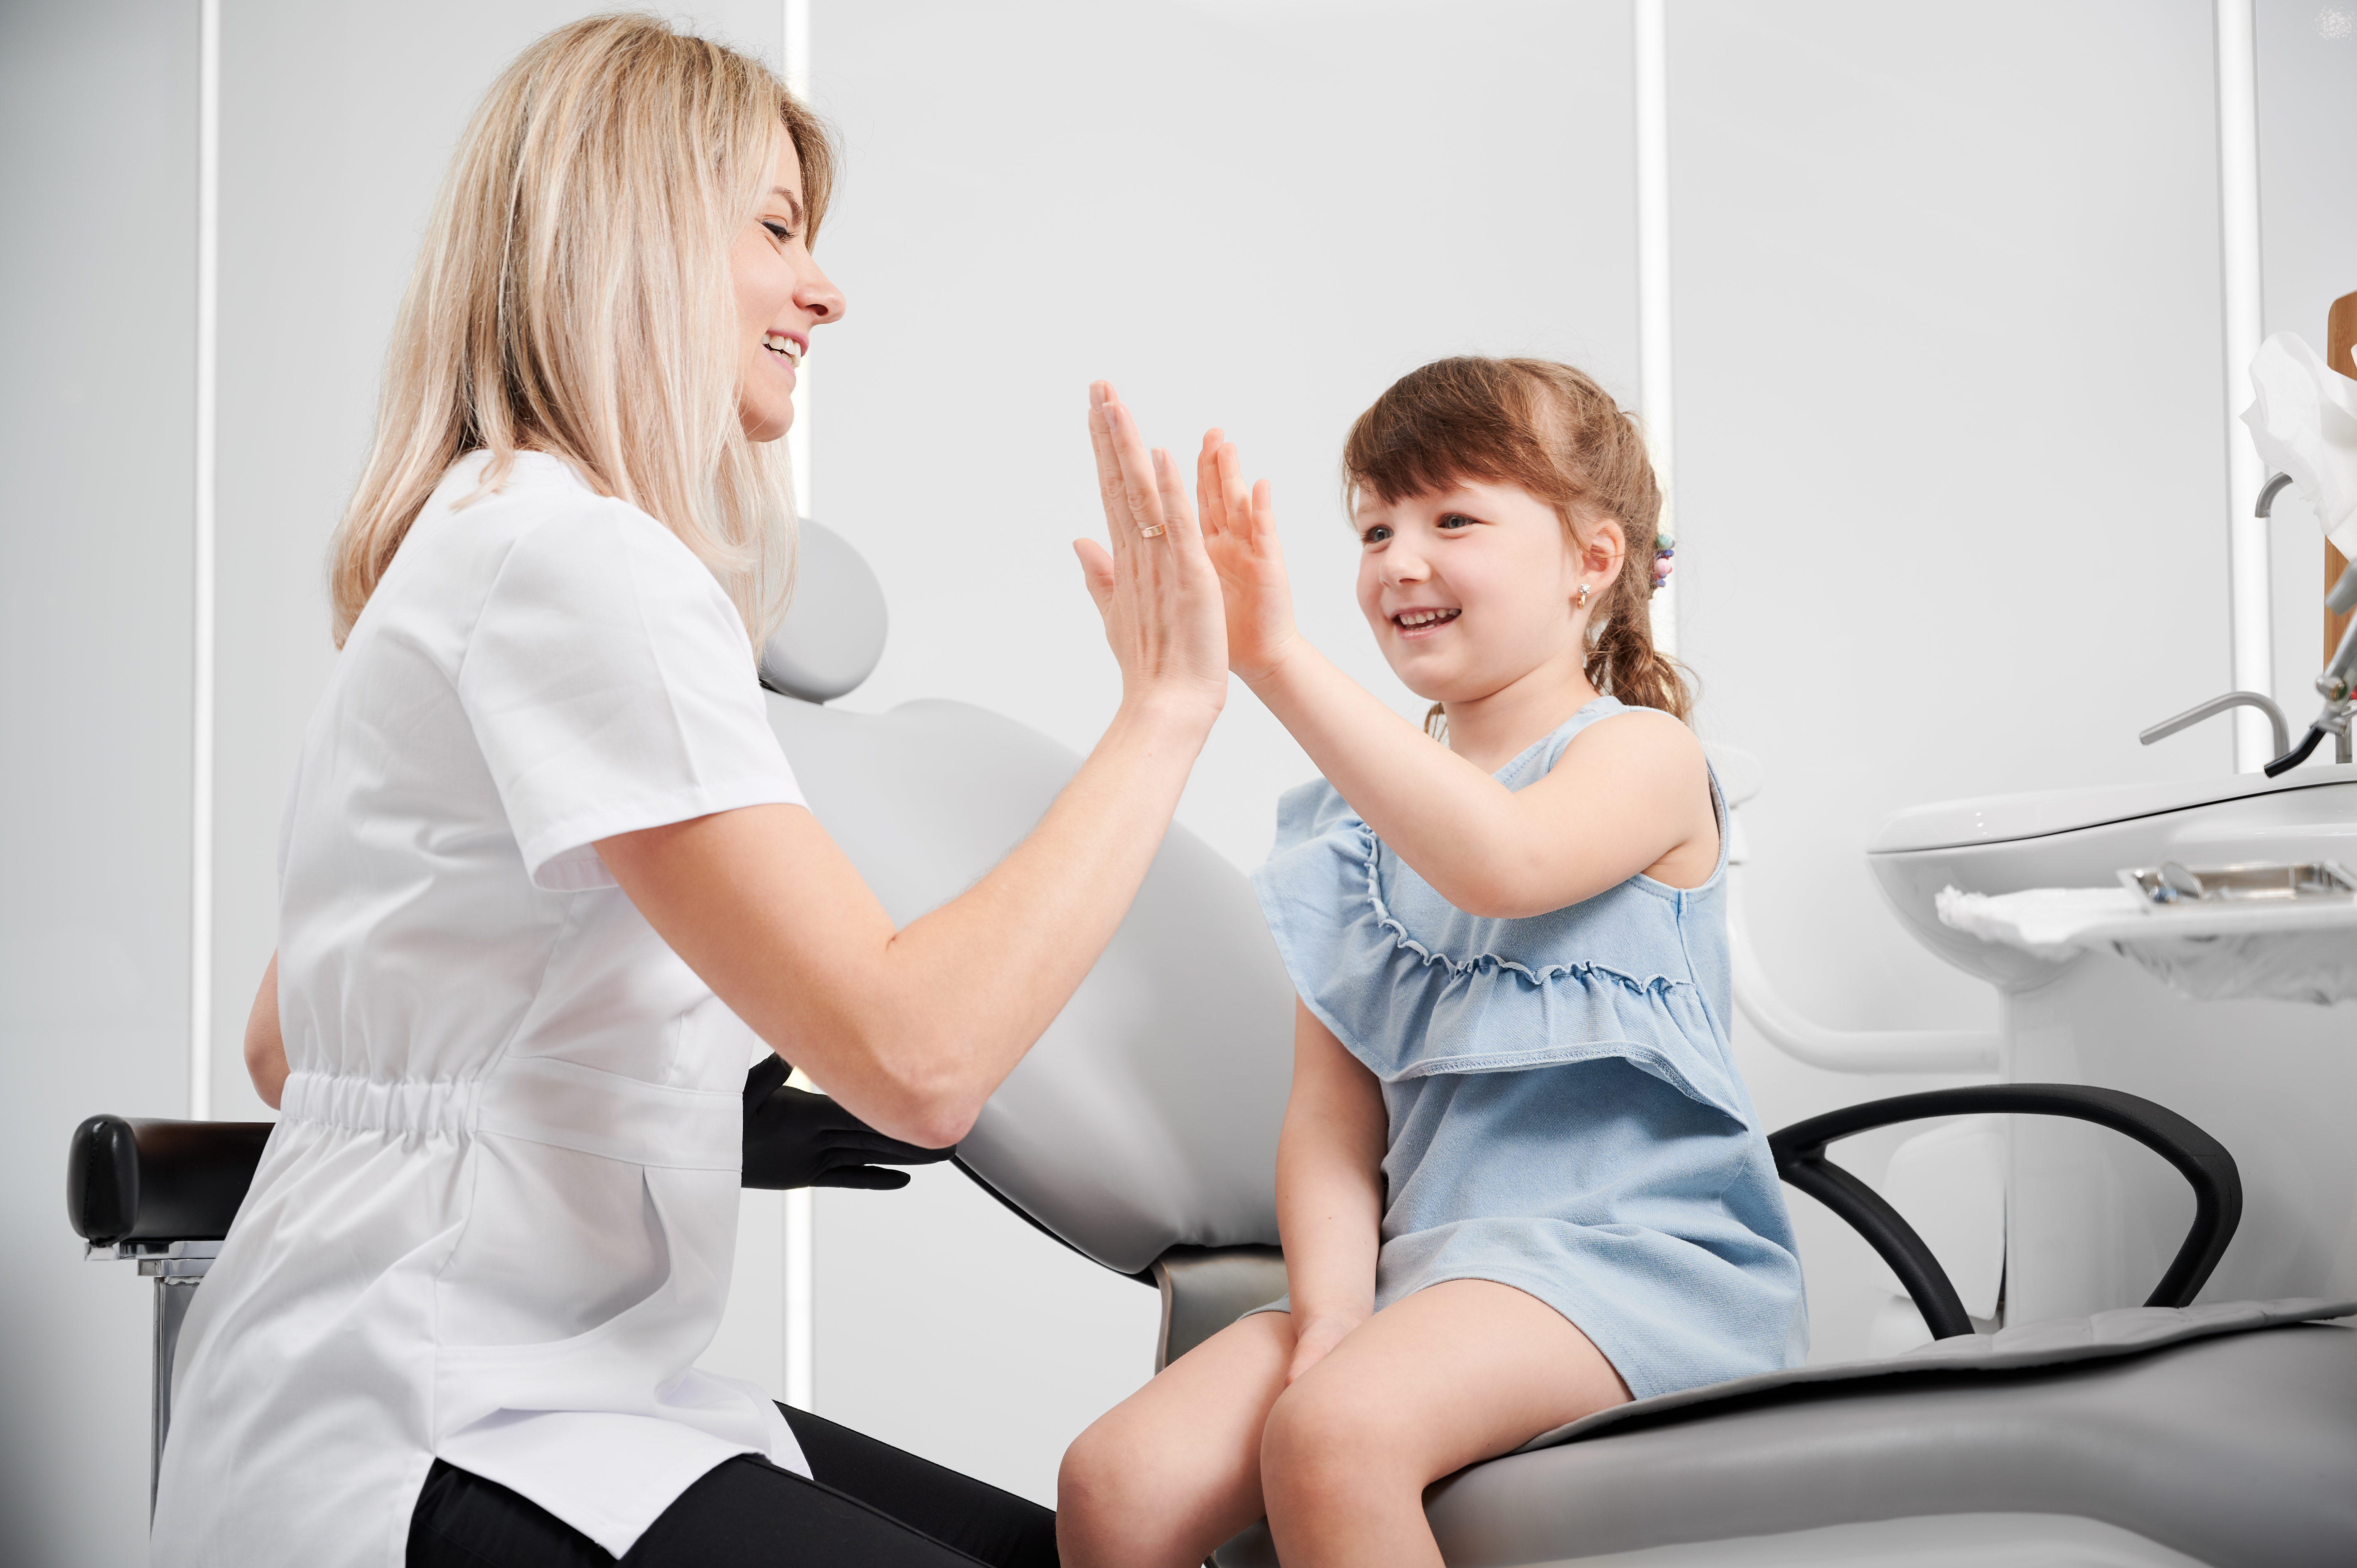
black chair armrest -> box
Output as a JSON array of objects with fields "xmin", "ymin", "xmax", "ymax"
[
  {"xmin": 1769, "ymin": 1085, "xmax": 2241, "ymax": 1341},
  {"xmin": 68, "ymin": 1116, "xmax": 274, "ymax": 1246}
]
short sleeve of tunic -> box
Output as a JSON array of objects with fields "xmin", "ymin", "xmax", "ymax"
[{"xmin": 455, "ymin": 500, "xmax": 802, "ymax": 891}]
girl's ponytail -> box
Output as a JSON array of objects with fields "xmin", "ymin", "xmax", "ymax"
[
  {"xmin": 1579, "ymin": 395, "xmax": 1690, "ymax": 722},
  {"xmin": 1588, "ymin": 586, "xmax": 1690, "ymax": 723}
]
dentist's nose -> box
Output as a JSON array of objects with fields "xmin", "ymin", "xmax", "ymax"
[{"xmin": 798, "ymin": 257, "xmax": 846, "ymax": 324}]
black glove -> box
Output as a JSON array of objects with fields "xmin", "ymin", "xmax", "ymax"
[{"xmin": 741, "ymin": 1055, "xmax": 956, "ymax": 1190}]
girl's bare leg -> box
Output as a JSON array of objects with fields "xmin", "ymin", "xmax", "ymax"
[
  {"xmin": 1057, "ymin": 1310, "xmax": 1297, "ymax": 1568},
  {"xmin": 1259, "ymin": 1278, "xmax": 1631, "ymax": 1568}
]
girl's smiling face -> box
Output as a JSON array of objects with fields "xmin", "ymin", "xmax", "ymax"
[{"xmin": 1355, "ymin": 480, "xmax": 1624, "ymax": 706}]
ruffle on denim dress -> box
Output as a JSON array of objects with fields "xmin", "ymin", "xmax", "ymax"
[{"xmin": 1248, "ymin": 698, "xmax": 1808, "ymax": 1399}]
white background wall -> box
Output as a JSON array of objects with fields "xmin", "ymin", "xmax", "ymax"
[
  {"xmin": 6, "ymin": 0, "xmax": 2352, "ymax": 1555},
  {"xmin": 4, "ymin": 10, "xmax": 199, "ymax": 1561}
]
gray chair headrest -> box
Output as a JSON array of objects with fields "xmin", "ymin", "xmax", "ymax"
[{"xmin": 760, "ymin": 520, "xmax": 888, "ymax": 703}]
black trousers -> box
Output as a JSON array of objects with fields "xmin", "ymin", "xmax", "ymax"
[{"xmin": 407, "ymin": 1405, "xmax": 1059, "ymax": 1567}]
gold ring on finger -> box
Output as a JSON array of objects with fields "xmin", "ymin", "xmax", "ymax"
[{"xmin": 1138, "ymin": 523, "xmax": 1168, "ymax": 538}]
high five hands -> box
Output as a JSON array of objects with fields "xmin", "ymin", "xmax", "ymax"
[{"xmin": 1078, "ymin": 381, "xmax": 1301, "ymax": 693}]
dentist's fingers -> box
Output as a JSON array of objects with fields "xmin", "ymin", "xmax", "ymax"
[
  {"xmin": 1150, "ymin": 445, "xmax": 1201, "ymax": 549},
  {"xmin": 1074, "ymin": 538, "xmax": 1116, "ymax": 614},
  {"xmin": 1099, "ymin": 394, "xmax": 1174, "ymax": 542},
  {"xmin": 1086, "ymin": 384, "xmax": 1137, "ymax": 556}
]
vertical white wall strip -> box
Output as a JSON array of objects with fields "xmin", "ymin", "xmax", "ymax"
[
  {"xmin": 781, "ymin": 0, "xmax": 817, "ymax": 1415},
  {"xmin": 190, "ymin": 0, "xmax": 221, "ymax": 1119},
  {"xmin": 784, "ymin": 1187, "xmax": 814, "ymax": 1409},
  {"xmin": 2215, "ymin": 0, "xmax": 2269, "ymax": 771},
  {"xmin": 1632, "ymin": 0, "xmax": 1676, "ymax": 657}
]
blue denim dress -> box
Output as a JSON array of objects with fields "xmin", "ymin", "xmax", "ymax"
[{"xmin": 1249, "ymin": 697, "xmax": 1807, "ymax": 1399}]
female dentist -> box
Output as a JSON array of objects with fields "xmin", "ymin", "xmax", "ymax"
[{"xmin": 153, "ymin": 17, "xmax": 1224, "ymax": 1568}]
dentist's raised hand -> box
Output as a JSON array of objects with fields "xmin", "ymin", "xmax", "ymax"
[
  {"xmin": 1196, "ymin": 432, "xmax": 1301, "ymax": 685},
  {"xmin": 1075, "ymin": 383, "xmax": 1230, "ymax": 718}
]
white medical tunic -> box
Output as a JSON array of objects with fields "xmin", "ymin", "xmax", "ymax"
[{"xmin": 153, "ymin": 452, "xmax": 810, "ymax": 1567}]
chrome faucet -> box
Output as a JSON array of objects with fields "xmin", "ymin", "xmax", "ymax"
[
  {"xmin": 2141, "ymin": 690, "xmax": 2288, "ymax": 757},
  {"xmin": 2144, "ymin": 472, "xmax": 2355, "ymax": 774}
]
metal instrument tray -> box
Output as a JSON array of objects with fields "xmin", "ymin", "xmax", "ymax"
[{"xmin": 2119, "ymin": 859, "xmax": 2357, "ymax": 908}]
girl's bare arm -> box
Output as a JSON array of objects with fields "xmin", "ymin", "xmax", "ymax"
[
  {"xmin": 1190, "ymin": 434, "xmax": 1712, "ymax": 920},
  {"xmin": 1274, "ymin": 998, "xmax": 1389, "ymax": 1384},
  {"xmin": 1246, "ymin": 643, "xmax": 1708, "ymax": 917}
]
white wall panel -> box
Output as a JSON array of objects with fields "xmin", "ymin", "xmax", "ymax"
[
  {"xmin": 0, "ymin": 6, "xmax": 201, "ymax": 1561},
  {"xmin": 804, "ymin": 0, "xmax": 1643, "ymax": 1502},
  {"xmin": 1666, "ymin": 0, "xmax": 2238, "ymax": 1358}
]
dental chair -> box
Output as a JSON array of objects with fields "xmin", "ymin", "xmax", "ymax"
[{"xmin": 71, "ymin": 523, "xmax": 2357, "ymax": 1565}]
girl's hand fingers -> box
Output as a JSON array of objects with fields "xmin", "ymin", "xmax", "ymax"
[
  {"xmin": 1196, "ymin": 431, "xmax": 1226, "ymax": 539},
  {"xmin": 1217, "ymin": 444, "xmax": 1262, "ymax": 548}
]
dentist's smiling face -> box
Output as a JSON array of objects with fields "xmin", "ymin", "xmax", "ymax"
[
  {"xmin": 731, "ymin": 134, "xmax": 845, "ymax": 442},
  {"xmin": 1354, "ymin": 480, "xmax": 1597, "ymax": 704}
]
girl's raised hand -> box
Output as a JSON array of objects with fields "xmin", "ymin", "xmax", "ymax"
[
  {"xmin": 1076, "ymin": 383, "xmax": 1230, "ymax": 721},
  {"xmin": 1195, "ymin": 432, "xmax": 1299, "ymax": 686}
]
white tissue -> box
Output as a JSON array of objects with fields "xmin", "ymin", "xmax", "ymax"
[
  {"xmin": 1935, "ymin": 885, "xmax": 2141, "ymax": 960},
  {"xmin": 1935, "ymin": 883, "xmax": 2357, "ymax": 1005},
  {"xmin": 2241, "ymin": 333, "xmax": 2357, "ymax": 557}
]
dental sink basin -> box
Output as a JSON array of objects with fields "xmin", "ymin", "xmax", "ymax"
[
  {"xmin": 1867, "ymin": 764, "xmax": 2357, "ymax": 990},
  {"xmin": 1862, "ymin": 764, "xmax": 2357, "ymax": 1326}
]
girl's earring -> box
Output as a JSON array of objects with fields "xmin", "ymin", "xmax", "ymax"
[{"xmin": 1575, "ymin": 583, "xmax": 1590, "ymax": 609}]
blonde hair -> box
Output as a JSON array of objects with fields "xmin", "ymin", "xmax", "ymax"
[
  {"xmin": 1341, "ymin": 356, "xmax": 1691, "ymax": 732},
  {"xmin": 327, "ymin": 13, "xmax": 836, "ymax": 648}
]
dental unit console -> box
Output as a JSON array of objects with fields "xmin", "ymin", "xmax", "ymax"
[{"xmin": 69, "ymin": 521, "xmax": 2357, "ymax": 1564}]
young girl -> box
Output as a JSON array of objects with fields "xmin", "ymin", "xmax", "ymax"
[{"xmin": 1058, "ymin": 358, "xmax": 1805, "ymax": 1568}]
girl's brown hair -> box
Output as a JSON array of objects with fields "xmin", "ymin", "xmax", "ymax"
[{"xmin": 1342, "ymin": 356, "xmax": 1691, "ymax": 727}]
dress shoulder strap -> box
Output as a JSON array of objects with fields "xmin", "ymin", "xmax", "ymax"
[{"xmin": 1496, "ymin": 696, "xmax": 1631, "ymax": 788}]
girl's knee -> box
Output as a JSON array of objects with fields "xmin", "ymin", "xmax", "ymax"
[
  {"xmin": 1059, "ymin": 1409, "xmax": 1196, "ymax": 1532},
  {"xmin": 1057, "ymin": 1415, "xmax": 1143, "ymax": 1520},
  {"xmin": 1258, "ymin": 1378, "xmax": 1405, "ymax": 1504}
]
